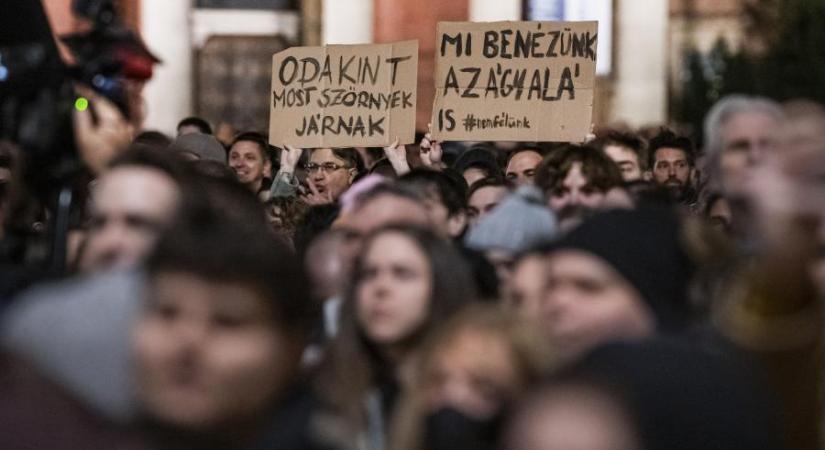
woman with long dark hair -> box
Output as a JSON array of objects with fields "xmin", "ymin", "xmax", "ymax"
[{"xmin": 317, "ymin": 224, "xmax": 477, "ymax": 450}]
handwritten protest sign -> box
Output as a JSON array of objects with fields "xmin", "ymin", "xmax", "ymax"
[
  {"xmin": 269, "ymin": 40, "xmax": 418, "ymax": 148},
  {"xmin": 431, "ymin": 21, "xmax": 597, "ymax": 142}
]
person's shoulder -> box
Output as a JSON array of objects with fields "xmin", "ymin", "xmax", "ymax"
[
  {"xmin": 0, "ymin": 351, "xmax": 141, "ymax": 450},
  {"xmin": 249, "ymin": 384, "xmax": 344, "ymax": 450}
]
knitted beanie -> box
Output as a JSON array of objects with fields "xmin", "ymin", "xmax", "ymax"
[
  {"xmin": 464, "ymin": 186, "xmax": 557, "ymax": 254},
  {"xmin": 170, "ymin": 133, "xmax": 227, "ymax": 163},
  {"xmin": 549, "ymin": 207, "xmax": 694, "ymax": 331}
]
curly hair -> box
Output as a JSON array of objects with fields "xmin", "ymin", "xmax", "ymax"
[{"xmin": 534, "ymin": 144, "xmax": 623, "ymax": 196}]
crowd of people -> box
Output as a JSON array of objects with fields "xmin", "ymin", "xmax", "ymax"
[{"xmin": 1, "ymin": 65, "xmax": 825, "ymax": 449}]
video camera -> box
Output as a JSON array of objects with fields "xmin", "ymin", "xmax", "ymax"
[
  {"xmin": 0, "ymin": 0, "xmax": 159, "ymax": 271},
  {"xmin": 0, "ymin": 0, "xmax": 158, "ymax": 197}
]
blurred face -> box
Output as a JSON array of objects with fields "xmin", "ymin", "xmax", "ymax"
[
  {"xmin": 133, "ymin": 271, "xmax": 300, "ymax": 430},
  {"xmin": 541, "ymin": 250, "xmax": 654, "ymax": 356},
  {"xmin": 720, "ymin": 112, "xmax": 779, "ymax": 197},
  {"xmin": 336, "ymin": 194, "xmax": 432, "ymax": 270},
  {"xmin": 82, "ymin": 167, "xmax": 179, "ymax": 272},
  {"xmin": 463, "ymin": 167, "xmax": 489, "ymax": 187},
  {"xmin": 467, "ymin": 185, "xmax": 509, "ymax": 227},
  {"xmin": 425, "ymin": 328, "xmax": 523, "ymax": 419},
  {"xmin": 603, "ymin": 145, "xmax": 642, "ymax": 181},
  {"xmin": 356, "ymin": 232, "xmax": 433, "ymax": 347},
  {"xmin": 746, "ymin": 116, "xmax": 825, "ymax": 245},
  {"xmin": 548, "ymin": 162, "xmax": 606, "ymax": 212},
  {"xmin": 229, "ymin": 141, "xmax": 270, "ymax": 191},
  {"xmin": 652, "ymin": 148, "xmax": 692, "ymax": 191},
  {"xmin": 413, "ymin": 184, "xmax": 466, "ymax": 239},
  {"xmin": 509, "ymin": 254, "xmax": 550, "ymax": 318},
  {"xmin": 308, "ymin": 148, "xmax": 356, "ymax": 200},
  {"xmin": 505, "ymin": 385, "xmax": 639, "ymax": 450},
  {"xmin": 506, "ymin": 151, "xmax": 543, "ymax": 186}
]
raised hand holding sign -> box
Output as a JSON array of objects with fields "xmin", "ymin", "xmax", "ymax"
[{"xmin": 431, "ymin": 21, "xmax": 598, "ymax": 143}]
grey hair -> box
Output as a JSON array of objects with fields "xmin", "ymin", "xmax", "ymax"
[
  {"xmin": 702, "ymin": 94, "xmax": 783, "ymax": 158},
  {"xmin": 700, "ymin": 95, "xmax": 783, "ymax": 195}
]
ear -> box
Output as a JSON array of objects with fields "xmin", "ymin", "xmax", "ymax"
[
  {"xmin": 446, "ymin": 211, "xmax": 468, "ymax": 238},
  {"xmin": 347, "ymin": 168, "xmax": 357, "ymax": 184},
  {"xmin": 642, "ymin": 171, "xmax": 652, "ymax": 181}
]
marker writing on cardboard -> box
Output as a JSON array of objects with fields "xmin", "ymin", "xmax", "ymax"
[
  {"xmin": 277, "ymin": 54, "xmax": 413, "ymax": 87},
  {"xmin": 440, "ymin": 26, "xmax": 597, "ymax": 61},
  {"xmin": 441, "ymin": 63, "xmax": 579, "ymax": 101}
]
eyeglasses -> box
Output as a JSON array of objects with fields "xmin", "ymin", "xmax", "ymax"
[{"xmin": 304, "ymin": 162, "xmax": 350, "ymax": 174}]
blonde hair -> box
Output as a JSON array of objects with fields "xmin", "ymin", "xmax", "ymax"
[{"xmin": 391, "ymin": 304, "xmax": 556, "ymax": 450}]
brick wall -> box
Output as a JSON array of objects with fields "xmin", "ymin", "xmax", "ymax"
[{"xmin": 373, "ymin": 0, "xmax": 469, "ymax": 132}]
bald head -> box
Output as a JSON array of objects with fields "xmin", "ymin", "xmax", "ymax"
[{"xmin": 506, "ymin": 150, "xmax": 543, "ymax": 187}]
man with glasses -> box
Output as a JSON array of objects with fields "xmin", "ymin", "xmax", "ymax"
[{"xmin": 271, "ymin": 146, "xmax": 361, "ymax": 205}]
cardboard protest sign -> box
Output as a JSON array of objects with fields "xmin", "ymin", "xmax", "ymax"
[
  {"xmin": 269, "ymin": 40, "xmax": 418, "ymax": 148},
  {"xmin": 431, "ymin": 21, "xmax": 597, "ymax": 143}
]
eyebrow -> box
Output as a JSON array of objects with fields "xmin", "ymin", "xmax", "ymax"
[{"xmin": 725, "ymin": 139, "xmax": 752, "ymax": 151}]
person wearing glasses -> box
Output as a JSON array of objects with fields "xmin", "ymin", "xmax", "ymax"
[{"xmin": 271, "ymin": 146, "xmax": 363, "ymax": 205}]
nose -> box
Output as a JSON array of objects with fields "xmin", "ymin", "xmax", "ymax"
[
  {"xmin": 748, "ymin": 141, "xmax": 766, "ymax": 166},
  {"xmin": 176, "ymin": 317, "xmax": 209, "ymax": 347},
  {"xmin": 540, "ymin": 286, "xmax": 572, "ymax": 326},
  {"xmin": 365, "ymin": 273, "xmax": 392, "ymax": 302},
  {"xmin": 167, "ymin": 318, "xmax": 208, "ymax": 365},
  {"xmin": 86, "ymin": 224, "xmax": 129, "ymax": 268},
  {"xmin": 667, "ymin": 165, "xmax": 677, "ymax": 177},
  {"xmin": 373, "ymin": 277, "xmax": 391, "ymax": 300},
  {"xmin": 568, "ymin": 190, "xmax": 580, "ymax": 206}
]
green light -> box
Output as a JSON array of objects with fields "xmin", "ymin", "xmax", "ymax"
[{"xmin": 74, "ymin": 97, "xmax": 89, "ymax": 112}]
